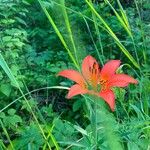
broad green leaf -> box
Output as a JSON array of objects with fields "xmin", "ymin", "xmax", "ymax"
[
  {"xmin": 7, "ymin": 109, "xmax": 16, "ymax": 116},
  {"xmin": 73, "ymin": 99, "xmax": 82, "ymax": 112},
  {"xmin": 0, "ymin": 53, "xmax": 18, "ymax": 88},
  {"xmin": 2, "ymin": 36, "xmax": 12, "ymax": 42},
  {"xmin": 0, "ymin": 84, "xmax": 12, "ymax": 97}
]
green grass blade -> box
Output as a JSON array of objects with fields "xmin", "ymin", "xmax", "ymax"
[
  {"xmin": 0, "ymin": 119, "xmax": 15, "ymax": 150},
  {"xmin": 0, "ymin": 86, "xmax": 69, "ymax": 113},
  {"xmin": 104, "ymin": 0, "xmax": 132, "ymax": 37},
  {"xmin": 0, "ymin": 53, "xmax": 19, "ymax": 88},
  {"xmin": 116, "ymin": 0, "xmax": 130, "ymax": 29},
  {"xmin": 0, "ymin": 54, "xmax": 53, "ymax": 150},
  {"xmin": 103, "ymin": 0, "xmax": 140, "ymax": 66},
  {"xmin": 38, "ymin": 0, "xmax": 79, "ymax": 70},
  {"xmin": 133, "ymin": 0, "xmax": 147, "ymax": 63},
  {"xmin": 83, "ymin": 17, "xmax": 103, "ymax": 65},
  {"xmin": 60, "ymin": 0, "xmax": 79, "ymax": 67},
  {"xmin": 91, "ymin": 11, "xmax": 104, "ymax": 65},
  {"xmin": 85, "ymin": 0, "xmax": 140, "ymax": 69}
]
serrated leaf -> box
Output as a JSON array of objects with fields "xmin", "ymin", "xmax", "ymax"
[
  {"xmin": 0, "ymin": 83, "xmax": 12, "ymax": 96},
  {"xmin": 2, "ymin": 36, "xmax": 12, "ymax": 42},
  {"xmin": 0, "ymin": 112, "xmax": 5, "ymax": 118},
  {"xmin": 3, "ymin": 114, "xmax": 22, "ymax": 127},
  {"xmin": 14, "ymin": 41, "xmax": 24, "ymax": 47},
  {"xmin": 0, "ymin": 54, "xmax": 19, "ymax": 88},
  {"xmin": 73, "ymin": 99, "xmax": 82, "ymax": 112},
  {"xmin": 15, "ymin": 124, "xmax": 44, "ymax": 149},
  {"xmin": 7, "ymin": 109, "xmax": 16, "ymax": 116},
  {"xmin": 74, "ymin": 125, "xmax": 88, "ymax": 136}
]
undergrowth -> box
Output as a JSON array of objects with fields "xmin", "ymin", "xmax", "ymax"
[{"xmin": 0, "ymin": 0, "xmax": 149, "ymax": 149}]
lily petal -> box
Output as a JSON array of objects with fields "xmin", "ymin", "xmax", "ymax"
[
  {"xmin": 100, "ymin": 60, "xmax": 121, "ymax": 80},
  {"xmin": 58, "ymin": 70, "xmax": 85, "ymax": 85},
  {"xmin": 99, "ymin": 90, "xmax": 115, "ymax": 111},
  {"xmin": 67, "ymin": 84, "xmax": 88, "ymax": 99},
  {"xmin": 82, "ymin": 55, "xmax": 100, "ymax": 83},
  {"xmin": 108, "ymin": 74, "xmax": 138, "ymax": 87}
]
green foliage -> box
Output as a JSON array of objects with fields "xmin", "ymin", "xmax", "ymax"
[
  {"xmin": 0, "ymin": 84, "xmax": 12, "ymax": 97},
  {"xmin": 21, "ymin": 98, "xmax": 38, "ymax": 112},
  {"xmin": 10, "ymin": 123, "xmax": 44, "ymax": 150},
  {"xmin": 0, "ymin": 0, "xmax": 149, "ymax": 149},
  {"xmin": 0, "ymin": 109, "xmax": 22, "ymax": 129}
]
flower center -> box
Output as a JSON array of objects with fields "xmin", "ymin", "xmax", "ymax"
[
  {"xmin": 88, "ymin": 62, "xmax": 99, "ymax": 89},
  {"xmin": 99, "ymin": 79, "xmax": 107, "ymax": 91}
]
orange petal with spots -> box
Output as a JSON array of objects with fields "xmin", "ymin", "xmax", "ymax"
[
  {"xmin": 108, "ymin": 74, "xmax": 138, "ymax": 88},
  {"xmin": 82, "ymin": 55, "xmax": 100, "ymax": 84},
  {"xmin": 99, "ymin": 90, "xmax": 115, "ymax": 111},
  {"xmin": 67, "ymin": 84, "xmax": 88, "ymax": 99},
  {"xmin": 58, "ymin": 70, "xmax": 85, "ymax": 85},
  {"xmin": 100, "ymin": 60, "xmax": 121, "ymax": 80}
]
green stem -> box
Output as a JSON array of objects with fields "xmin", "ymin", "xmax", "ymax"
[
  {"xmin": 91, "ymin": 98, "xmax": 97, "ymax": 149},
  {"xmin": 83, "ymin": 17, "xmax": 103, "ymax": 65},
  {"xmin": 0, "ymin": 86, "xmax": 69, "ymax": 113},
  {"xmin": 38, "ymin": 0, "xmax": 79, "ymax": 70},
  {"xmin": 94, "ymin": 100, "xmax": 98, "ymax": 148},
  {"xmin": 0, "ymin": 119, "xmax": 15, "ymax": 150},
  {"xmin": 85, "ymin": 96, "xmax": 123, "ymax": 150}
]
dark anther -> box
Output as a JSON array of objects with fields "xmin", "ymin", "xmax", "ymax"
[
  {"xmin": 95, "ymin": 69, "xmax": 97, "ymax": 74},
  {"xmin": 100, "ymin": 79, "xmax": 107, "ymax": 85},
  {"xmin": 92, "ymin": 68, "xmax": 94, "ymax": 74},
  {"xmin": 89, "ymin": 66, "xmax": 92, "ymax": 72},
  {"xmin": 93, "ymin": 62, "xmax": 96, "ymax": 69}
]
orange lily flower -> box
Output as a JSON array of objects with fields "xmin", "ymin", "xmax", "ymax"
[{"xmin": 58, "ymin": 55, "xmax": 138, "ymax": 111}]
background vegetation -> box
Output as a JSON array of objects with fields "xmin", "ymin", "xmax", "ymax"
[{"xmin": 0, "ymin": 0, "xmax": 149, "ymax": 149}]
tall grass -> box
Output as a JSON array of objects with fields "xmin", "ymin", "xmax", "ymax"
[
  {"xmin": 85, "ymin": 0, "xmax": 140, "ymax": 69},
  {"xmin": 0, "ymin": 54, "xmax": 55, "ymax": 149},
  {"xmin": 38, "ymin": 0, "xmax": 79, "ymax": 70},
  {"xmin": 0, "ymin": 0, "xmax": 149, "ymax": 149},
  {"xmin": 37, "ymin": 0, "xmax": 150, "ymax": 149},
  {"xmin": 0, "ymin": 52, "xmax": 72, "ymax": 149},
  {"xmin": 37, "ymin": 0, "xmax": 140, "ymax": 149}
]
